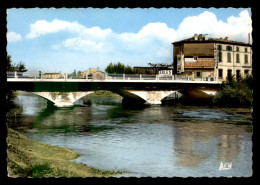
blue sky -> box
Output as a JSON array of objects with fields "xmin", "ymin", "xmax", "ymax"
[{"xmin": 7, "ymin": 8, "xmax": 252, "ymax": 73}]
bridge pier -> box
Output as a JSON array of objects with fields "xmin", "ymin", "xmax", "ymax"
[
  {"xmin": 34, "ymin": 92, "xmax": 93, "ymax": 107},
  {"xmin": 124, "ymin": 90, "xmax": 176, "ymax": 105}
]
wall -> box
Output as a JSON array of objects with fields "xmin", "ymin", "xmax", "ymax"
[
  {"xmin": 184, "ymin": 43, "xmax": 214, "ymax": 57},
  {"xmin": 215, "ymin": 43, "xmax": 252, "ymax": 81},
  {"xmin": 173, "ymin": 41, "xmax": 252, "ymax": 81},
  {"xmin": 174, "ymin": 42, "xmax": 215, "ymax": 78}
]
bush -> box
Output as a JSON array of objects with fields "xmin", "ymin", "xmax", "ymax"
[
  {"xmin": 32, "ymin": 164, "xmax": 53, "ymax": 177},
  {"xmin": 213, "ymin": 75, "xmax": 252, "ymax": 106}
]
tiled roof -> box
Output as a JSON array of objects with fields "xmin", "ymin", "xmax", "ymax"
[
  {"xmin": 173, "ymin": 36, "xmax": 251, "ymax": 46},
  {"xmin": 185, "ymin": 58, "xmax": 214, "ymax": 69}
]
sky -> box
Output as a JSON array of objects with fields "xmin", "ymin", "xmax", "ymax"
[{"xmin": 6, "ymin": 8, "xmax": 252, "ymax": 73}]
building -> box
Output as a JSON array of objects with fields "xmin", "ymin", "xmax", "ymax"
[
  {"xmin": 133, "ymin": 66, "xmax": 170, "ymax": 74},
  {"xmin": 42, "ymin": 73, "xmax": 64, "ymax": 79},
  {"xmin": 82, "ymin": 68, "xmax": 105, "ymax": 80},
  {"xmin": 172, "ymin": 34, "xmax": 252, "ymax": 81}
]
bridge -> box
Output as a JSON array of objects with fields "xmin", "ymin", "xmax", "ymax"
[{"xmin": 7, "ymin": 71, "xmax": 221, "ymax": 107}]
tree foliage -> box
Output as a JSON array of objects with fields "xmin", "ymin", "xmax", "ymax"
[
  {"xmin": 7, "ymin": 55, "xmax": 28, "ymax": 72},
  {"xmin": 147, "ymin": 62, "xmax": 172, "ymax": 74},
  {"xmin": 7, "ymin": 55, "xmax": 13, "ymax": 71},
  {"xmin": 6, "ymin": 55, "xmax": 28, "ymax": 114},
  {"xmin": 105, "ymin": 62, "xmax": 134, "ymax": 74},
  {"xmin": 213, "ymin": 75, "xmax": 253, "ymax": 106},
  {"xmin": 147, "ymin": 62, "xmax": 171, "ymax": 68}
]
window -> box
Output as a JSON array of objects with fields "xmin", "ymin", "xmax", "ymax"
[
  {"xmin": 226, "ymin": 46, "xmax": 232, "ymax": 51},
  {"xmin": 245, "ymin": 48, "xmax": 248, "ymax": 52},
  {"xmin": 218, "ymin": 69, "xmax": 223, "ymax": 78},
  {"xmin": 227, "ymin": 69, "xmax": 232, "ymax": 80},
  {"xmin": 236, "ymin": 47, "xmax": 239, "ymax": 52},
  {"xmin": 195, "ymin": 72, "xmax": 201, "ymax": 78},
  {"xmin": 219, "ymin": 51, "xmax": 222, "ymax": 62},
  {"xmin": 218, "ymin": 45, "xmax": 222, "ymax": 50},
  {"xmin": 244, "ymin": 54, "xmax": 248, "ymax": 64},
  {"xmin": 244, "ymin": 70, "xmax": 249, "ymax": 76},
  {"xmin": 236, "ymin": 70, "xmax": 240, "ymax": 81},
  {"xmin": 236, "ymin": 54, "xmax": 240, "ymax": 63},
  {"xmin": 227, "ymin": 53, "xmax": 231, "ymax": 63}
]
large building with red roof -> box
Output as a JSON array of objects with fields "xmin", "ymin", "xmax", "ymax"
[{"xmin": 172, "ymin": 34, "xmax": 252, "ymax": 81}]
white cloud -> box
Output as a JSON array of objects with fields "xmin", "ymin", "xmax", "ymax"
[
  {"xmin": 26, "ymin": 19, "xmax": 85, "ymax": 39},
  {"xmin": 120, "ymin": 22, "xmax": 177, "ymax": 42},
  {"xmin": 48, "ymin": 20, "xmax": 176, "ymax": 61},
  {"xmin": 7, "ymin": 32, "xmax": 22, "ymax": 42},
  {"xmin": 25, "ymin": 9, "xmax": 252, "ymax": 71},
  {"xmin": 118, "ymin": 22, "xmax": 177, "ymax": 58},
  {"xmin": 80, "ymin": 27, "xmax": 113, "ymax": 38},
  {"xmin": 176, "ymin": 9, "xmax": 252, "ymax": 42},
  {"xmin": 54, "ymin": 37, "xmax": 106, "ymax": 53}
]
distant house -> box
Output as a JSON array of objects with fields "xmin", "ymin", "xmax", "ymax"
[
  {"xmin": 42, "ymin": 73, "xmax": 64, "ymax": 79},
  {"xmin": 133, "ymin": 66, "xmax": 170, "ymax": 75},
  {"xmin": 82, "ymin": 68, "xmax": 105, "ymax": 80}
]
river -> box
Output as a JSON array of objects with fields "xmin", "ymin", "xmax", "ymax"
[{"xmin": 8, "ymin": 92, "xmax": 253, "ymax": 177}]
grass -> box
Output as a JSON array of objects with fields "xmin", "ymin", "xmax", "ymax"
[{"xmin": 7, "ymin": 128, "xmax": 125, "ymax": 177}]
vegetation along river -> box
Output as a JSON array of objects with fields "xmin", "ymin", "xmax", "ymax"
[{"xmin": 8, "ymin": 91, "xmax": 253, "ymax": 177}]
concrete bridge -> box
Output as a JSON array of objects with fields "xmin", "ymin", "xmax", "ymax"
[{"xmin": 7, "ymin": 72, "xmax": 221, "ymax": 107}]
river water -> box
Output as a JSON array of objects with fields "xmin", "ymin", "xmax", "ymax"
[{"xmin": 9, "ymin": 92, "xmax": 253, "ymax": 177}]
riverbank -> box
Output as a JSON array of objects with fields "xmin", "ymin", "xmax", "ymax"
[{"xmin": 7, "ymin": 128, "xmax": 124, "ymax": 177}]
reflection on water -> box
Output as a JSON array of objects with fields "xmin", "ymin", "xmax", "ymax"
[{"xmin": 8, "ymin": 93, "xmax": 253, "ymax": 177}]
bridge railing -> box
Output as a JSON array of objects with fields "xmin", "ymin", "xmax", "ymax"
[
  {"xmin": 7, "ymin": 71, "xmax": 218, "ymax": 82},
  {"xmin": 106, "ymin": 74, "xmax": 217, "ymax": 81},
  {"xmin": 106, "ymin": 74, "xmax": 159, "ymax": 80},
  {"xmin": 174, "ymin": 76, "xmax": 190, "ymax": 81},
  {"xmin": 106, "ymin": 74, "xmax": 179, "ymax": 81},
  {"xmin": 7, "ymin": 71, "xmax": 39, "ymax": 79}
]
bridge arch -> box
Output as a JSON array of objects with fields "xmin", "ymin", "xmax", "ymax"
[
  {"xmin": 112, "ymin": 90, "xmax": 146, "ymax": 104},
  {"xmin": 161, "ymin": 91, "xmax": 183, "ymax": 101},
  {"xmin": 176, "ymin": 89, "xmax": 215, "ymax": 104},
  {"xmin": 32, "ymin": 92, "xmax": 56, "ymax": 105},
  {"xmin": 33, "ymin": 92, "xmax": 94, "ymax": 107},
  {"xmin": 115, "ymin": 90, "xmax": 177, "ymax": 105},
  {"xmin": 160, "ymin": 89, "xmax": 217, "ymax": 104},
  {"xmin": 13, "ymin": 91, "xmax": 56, "ymax": 105}
]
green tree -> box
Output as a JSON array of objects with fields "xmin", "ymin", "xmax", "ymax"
[
  {"xmin": 124, "ymin": 65, "xmax": 134, "ymax": 74},
  {"xmin": 213, "ymin": 75, "xmax": 253, "ymax": 106},
  {"xmin": 72, "ymin": 70, "xmax": 77, "ymax": 79},
  {"xmin": 105, "ymin": 62, "xmax": 134, "ymax": 74},
  {"xmin": 6, "ymin": 55, "xmax": 28, "ymax": 117},
  {"xmin": 147, "ymin": 62, "xmax": 172, "ymax": 68},
  {"xmin": 105, "ymin": 63, "xmax": 114, "ymax": 74},
  {"xmin": 77, "ymin": 71, "xmax": 82, "ymax": 78},
  {"xmin": 7, "ymin": 55, "xmax": 13, "ymax": 71},
  {"xmin": 13, "ymin": 62, "xmax": 28, "ymax": 72},
  {"xmin": 7, "ymin": 55, "xmax": 28, "ymax": 72},
  {"xmin": 147, "ymin": 62, "xmax": 172, "ymax": 74}
]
